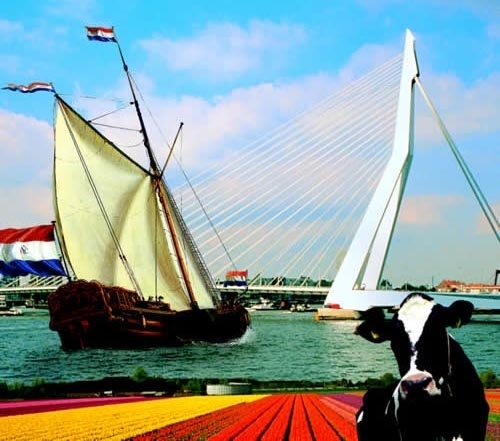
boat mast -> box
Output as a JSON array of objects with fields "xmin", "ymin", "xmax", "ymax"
[{"xmin": 113, "ymin": 32, "xmax": 200, "ymax": 308}]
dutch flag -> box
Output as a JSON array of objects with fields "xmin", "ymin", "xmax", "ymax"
[{"xmin": 86, "ymin": 26, "xmax": 116, "ymax": 42}]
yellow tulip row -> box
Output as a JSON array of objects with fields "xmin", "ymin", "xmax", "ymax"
[{"xmin": 3, "ymin": 395, "xmax": 268, "ymax": 441}]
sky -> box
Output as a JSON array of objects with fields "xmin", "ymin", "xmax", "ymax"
[{"xmin": 0, "ymin": 0, "xmax": 499, "ymax": 286}]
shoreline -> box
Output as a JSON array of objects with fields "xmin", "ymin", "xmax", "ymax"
[{"xmin": 1, "ymin": 368, "xmax": 499, "ymax": 401}]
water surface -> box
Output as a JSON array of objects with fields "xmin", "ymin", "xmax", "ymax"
[{"xmin": 1, "ymin": 309, "xmax": 498, "ymax": 384}]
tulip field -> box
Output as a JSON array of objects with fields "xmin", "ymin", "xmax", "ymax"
[{"xmin": 1, "ymin": 389, "xmax": 499, "ymax": 440}]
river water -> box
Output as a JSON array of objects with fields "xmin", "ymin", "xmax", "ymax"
[{"xmin": 1, "ymin": 308, "xmax": 499, "ymax": 384}]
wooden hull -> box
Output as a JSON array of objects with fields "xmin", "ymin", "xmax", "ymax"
[{"xmin": 48, "ymin": 280, "xmax": 250, "ymax": 350}]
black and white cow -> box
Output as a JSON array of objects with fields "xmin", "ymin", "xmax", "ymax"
[{"xmin": 355, "ymin": 292, "xmax": 489, "ymax": 441}]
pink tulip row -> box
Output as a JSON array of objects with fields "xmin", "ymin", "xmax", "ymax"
[
  {"xmin": 320, "ymin": 396, "xmax": 359, "ymax": 424},
  {"xmin": 0, "ymin": 396, "xmax": 150, "ymax": 417},
  {"xmin": 324, "ymin": 393, "xmax": 363, "ymax": 409}
]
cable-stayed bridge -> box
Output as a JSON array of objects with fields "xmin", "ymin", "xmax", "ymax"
[
  {"xmin": 176, "ymin": 29, "xmax": 500, "ymax": 314},
  {"xmin": 2, "ymin": 30, "xmax": 499, "ymax": 313},
  {"xmin": 180, "ymin": 45, "xmax": 403, "ymax": 284}
]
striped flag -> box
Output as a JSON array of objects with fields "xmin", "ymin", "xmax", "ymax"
[
  {"xmin": 86, "ymin": 26, "xmax": 116, "ymax": 42},
  {"xmin": 224, "ymin": 270, "xmax": 248, "ymax": 287},
  {"xmin": 0, "ymin": 225, "xmax": 67, "ymax": 277},
  {"xmin": 2, "ymin": 82, "xmax": 54, "ymax": 93}
]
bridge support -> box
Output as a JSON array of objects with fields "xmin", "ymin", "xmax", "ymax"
[
  {"xmin": 319, "ymin": 29, "xmax": 418, "ymax": 317},
  {"xmin": 317, "ymin": 30, "xmax": 500, "ymax": 318}
]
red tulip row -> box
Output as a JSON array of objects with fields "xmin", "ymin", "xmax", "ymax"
[
  {"xmin": 210, "ymin": 393, "xmax": 359, "ymax": 440},
  {"xmin": 485, "ymin": 389, "xmax": 500, "ymax": 414},
  {"xmin": 301, "ymin": 394, "xmax": 341, "ymax": 440},
  {"xmin": 130, "ymin": 393, "xmax": 360, "ymax": 441},
  {"xmin": 288, "ymin": 395, "xmax": 313, "ymax": 440},
  {"xmin": 261, "ymin": 394, "xmax": 295, "ymax": 440},
  {"xmin": 208, "ymin": 394, "xmax": 289, "ymax": 440}
]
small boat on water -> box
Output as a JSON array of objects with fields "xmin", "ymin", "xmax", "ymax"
[
  {"xmin": 0, "ymin": 27, "xmax": 249, "ymax": 349},
  {"xmin": 0, "ymin": 305, "xmax": 23, "ymax": 316},
  {"xmin": 289, "ymin": 303, "xmax": 313, "ymax": 313},
  {"xmin": 248, "ymin": 297, "xmax": 277, "ymax": 311}
]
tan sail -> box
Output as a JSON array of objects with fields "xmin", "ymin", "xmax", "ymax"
[{"xmin": 53, "ymin": 98, "xmax": 216, "ymax": 311}]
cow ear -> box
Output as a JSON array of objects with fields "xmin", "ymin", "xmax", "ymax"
[
  {"xmin": 355, "ymin": 308, "xmax": 391, "ymax": 343},
  {"xmin": 445, "ymin": 300, "xmax": 474, "ymax": 328}
]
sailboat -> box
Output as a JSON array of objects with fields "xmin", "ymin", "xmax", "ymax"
[{"xmin": 3, "ymin": 27, "xmax": 250, "ymax": 350}]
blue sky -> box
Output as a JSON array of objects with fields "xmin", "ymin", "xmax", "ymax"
[{"xmin": 0, "ymin": 0, "xmax": 498, "ymax": 285}]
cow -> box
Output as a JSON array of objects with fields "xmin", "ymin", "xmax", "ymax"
[{"xmin": 355, "ymin": 292, "xmax": 489, "ymax": 441}]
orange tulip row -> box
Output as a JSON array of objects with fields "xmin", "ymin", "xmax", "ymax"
[{"xmin": 2, "ymin": 395, "xmax": 266, "ymax": 441}]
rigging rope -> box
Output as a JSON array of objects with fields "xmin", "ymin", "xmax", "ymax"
[{"xmin": 176, "ymin": 53, "xmax": 405, "ymax": 282}]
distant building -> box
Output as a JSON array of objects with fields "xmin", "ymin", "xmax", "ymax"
[{"xmin": 436, "ymin": 279, "xmax": 500, "ymax": 294}]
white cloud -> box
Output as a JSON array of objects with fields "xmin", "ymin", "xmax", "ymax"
[
  {"xmin": 336, "ymin": 42, "xmax": 400, "ymax": 84},
  {"xmin": 44, "ymin": 0, "xmax": 96, "ymax": 19},
  {"xmin": 0, "ymin": 185, "xmax": 53, "ymax": 228},
  {"xmin": 0, "ymin": 110, "xmax": 53, "ymax": 228},
  {"xmin": 0, "ymin": 17, "xmax": 67, "ymax": 49},
  {"xmin": 487, "ymin": 23, "xmax": 500, "ymax": 39},
  {"xmin": 31, "ymin": 31, "xmax": 498, "ymax": 184},
  {"xmin": 414, "ymin": 71, "xmax": 500, "ymax": 145},
  {"xmin": 0, "ymin": 19, "xmax": 23, "ymax": 37},
  {"xmin": 0, "ymin": 109, "xmax": 52, "ymax": 166},
  {"xmin": 475, "ymin": 201, "xmax": 500, "ymax": 235},
  {"xmin": 398, "ymin": 194, "xmax": 465, "ymax": 226},
  {"xmin": 177, "ymin": 78, "xmax": 329, "ymax": 167},
  {"xmin": 139, "ymin": 20, "xmax": 306, "ymax": 79},
  {"xmin": 0, "ymin": 54, "xmax": 21, "ymax": 75},
  {"xmin": 124, "ymin": 39, "xmax": 399, "ymax": 172}
]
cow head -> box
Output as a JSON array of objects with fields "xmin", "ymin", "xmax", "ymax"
[{"xmin": 356, "ymin": 293, "xmax": 473, "ymax": 401}]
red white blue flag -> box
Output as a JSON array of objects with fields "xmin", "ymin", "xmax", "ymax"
[
  {"xmin": 224, "ymin": 270, "xmax": 248, "ymax": 287},
  {"xmin": 2, "ymin": 82, "xmax": 54, "ymax": 93},
  {"xmin": 86, "ymin": 26, "xmax": 116, "ymax": 42},
  {"xmin": 0, "ymin": 225, "xmax": 67, "ymax": 277}
]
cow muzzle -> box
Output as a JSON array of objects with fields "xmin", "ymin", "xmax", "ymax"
[{"xmin": 399, "ymin": 371, "xmax": 440, "ymax": 399}]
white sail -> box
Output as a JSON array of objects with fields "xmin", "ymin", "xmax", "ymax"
[{"xmin": 53, "ymin": 98, "xmax": 216, "ymax": 311}]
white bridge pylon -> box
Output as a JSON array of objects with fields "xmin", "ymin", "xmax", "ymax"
[{"xmin": 321, "ymin": 29, "xmax": 500, "ymax": 314}]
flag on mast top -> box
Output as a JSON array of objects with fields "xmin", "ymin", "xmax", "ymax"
[
  {"xmin": 2, "ymin": 82, "xmax": 55, "ymax": 93},
  {"xmin": 85, "ymin": 26, "xmax": 116, "ymax": 43}
]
